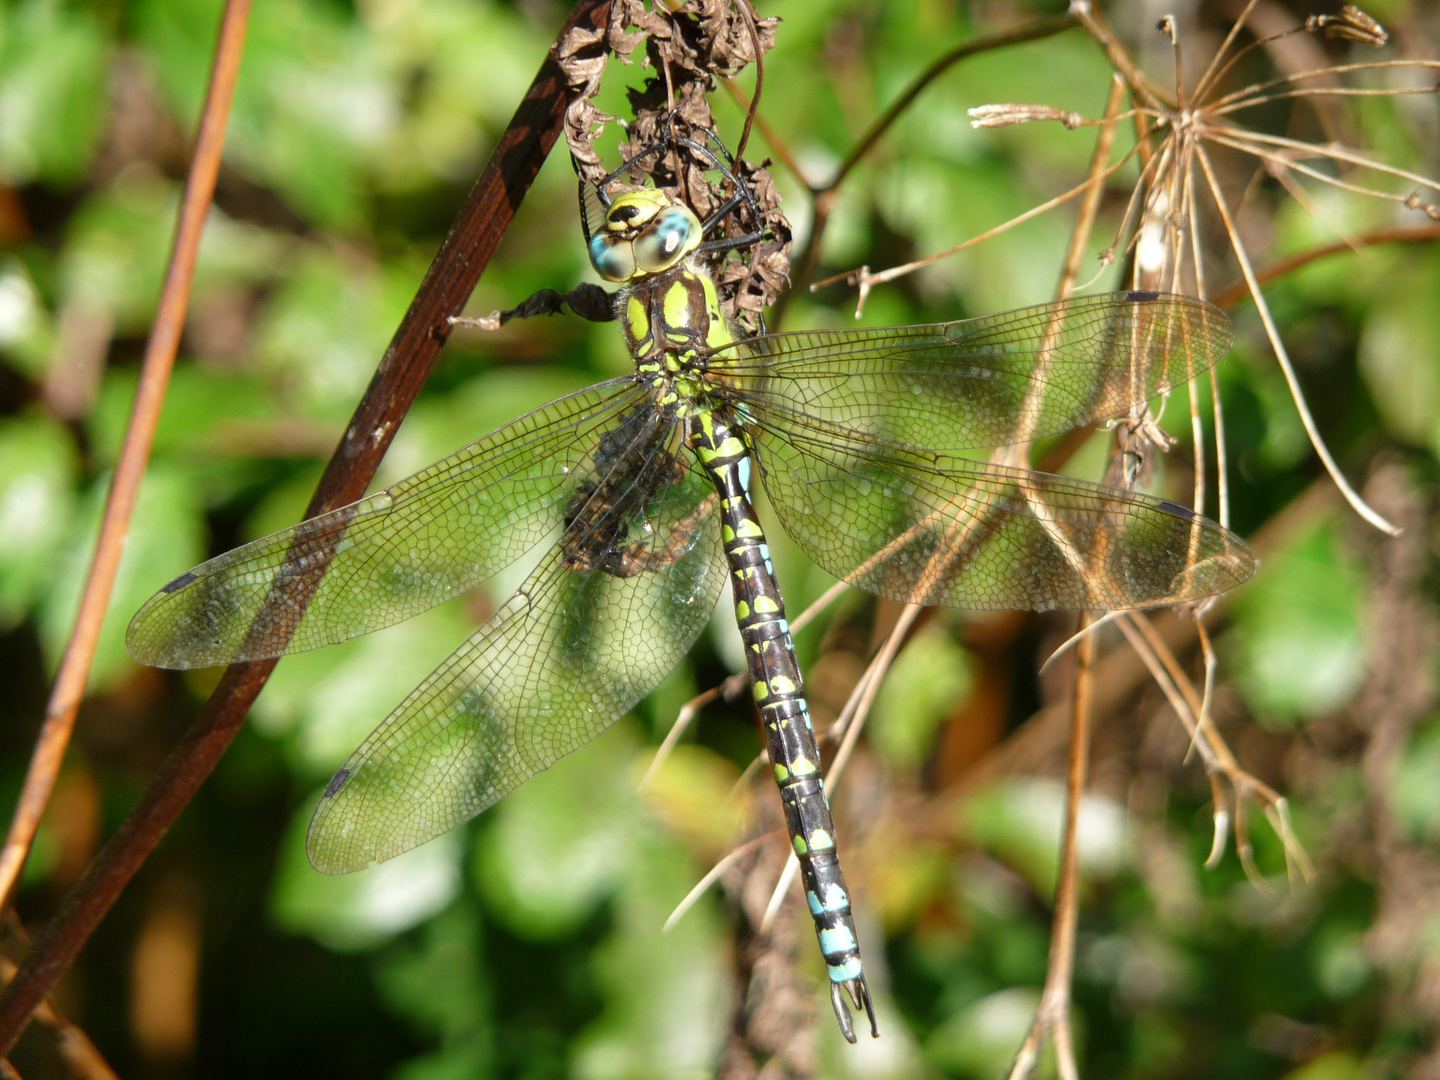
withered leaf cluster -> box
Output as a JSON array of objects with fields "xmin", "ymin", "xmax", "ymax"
[{"xmin": 555, "ymin": 0, "xmax": 790, "ymax": 333}]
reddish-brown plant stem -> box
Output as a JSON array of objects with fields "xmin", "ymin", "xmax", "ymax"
[
  {"xmin": 0, "ymin": 0, "xmax": 613, "ymax": 1054},
  {"xmin": 0, "ymin": 0, "xmax": 255, "ymax": 916},
  {"xmin": 1211, "ymin": 223, "xmax": 1440, "ymax": 309}
]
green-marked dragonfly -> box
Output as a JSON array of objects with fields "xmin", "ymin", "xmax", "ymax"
[{"xmin": 127, "ymin": 139, "xmax": 1254, "ymax": 1041}]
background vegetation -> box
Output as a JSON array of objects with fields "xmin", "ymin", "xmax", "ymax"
[{"xmin": 0, "ymin": 0, "xmax": 1438, "ymax": 1077}]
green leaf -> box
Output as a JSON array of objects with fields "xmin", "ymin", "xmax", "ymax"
[
  {"xmin": 58, "ymin": 178, "xmax": 178, "ymax": 333},
  {"xmin": 926, "ymin": 987, "xmax": 1051, "ymax": 1079},
  {"xmin": 1358, "ymin": 253, "xmax": 1440, "ymax": 452},
  {"xmin": 270, "ymin": 796, "xmax": 462, "ymax": 951},
  {"xmin": 1281, "ymin": 1052, "xmax": 1364, "ymax": 1080},
  {"xmin": 251, "ymin": 249, "xmax": 410, "ymax": 420},
  {"xmin": 471, "ymin": 722, "xmax": 640, "ymax": 940},
  {"xmin": 1392, "ymin": 717, "xmax": 1440, "ymax": 848},
  {"xmin": 569, "ymin": 834, "xmax": 727, "ymax": 1080},
  {"xmin": 871, "ymin": 622, "xmax": 974, "ymax": 770},
  {"xmin": 958, "ymin": 777, "xmax": 1128, "ymax": 897},
  {"xmin": 375, "ymin": 901, "xmax": 493, "ymax": 1080},
  {"xmin": 1230, "ymin": 519, "xmax": 1367, "ymax": 726},
  {"xmin": 39, "ymin": 463, "xmax": 204, "ymax": 691},
  {"xmin": 0, "ymin": 0, "xmax": 108, "ymax": 185},
  {"xmin": 0, "ymin": 256, "xmax": 57, "ymax": 378},
  {"xmin": 0, "ymin": 415, "xmax": 79, "ymax": 629},
  {"xmin": 88, "ymin": 364, "xmax": 275, "ymax": 470},
  {"xmin": 134, "ymin": 0, "xmax": 385, "ymax": 229}
]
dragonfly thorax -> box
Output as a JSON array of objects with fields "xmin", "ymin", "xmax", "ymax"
[{"xmin": 619, "ymin": 256, "xmax": 736, "ymax": 411}]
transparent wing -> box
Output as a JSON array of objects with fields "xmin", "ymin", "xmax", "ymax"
[
  {"xmin": 749, "ymin": 414, "xmax": 1255, "ymax": 611},
  {"xmin": 714, "ymin": 292, "xmax": 1231, "ymax": 454},
  {"xmin": 127, "ymin": 378, "xmax": 649, "ymax": 669},
  {"xmin": 307, "ymin": 448, "xmax": 725, "ymax": 873}
]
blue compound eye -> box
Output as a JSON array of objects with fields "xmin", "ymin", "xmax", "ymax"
[
  {"xmin": 633, "ymin": 208, "xmax": 697, "ymax": 272},
  {"xmin": 589, "ymin": 234, "xmax": 637, "ymax": 282}
]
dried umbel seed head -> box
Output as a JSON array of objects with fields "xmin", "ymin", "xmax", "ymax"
[{"xmin": 1305, "ymin": 5, "xmax": 1388, "ymax": 47}]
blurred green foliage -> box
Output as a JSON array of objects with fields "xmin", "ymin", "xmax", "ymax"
[{"xmin": 1, "ymin": 0, "xmax": 1438, "ymax": 1077}]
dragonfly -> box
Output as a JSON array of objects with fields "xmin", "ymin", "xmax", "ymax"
[{"xmin": 127, "ymin": 135, "xmax": 1255, "ymax": 1043}]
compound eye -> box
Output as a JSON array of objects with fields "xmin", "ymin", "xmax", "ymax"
[
  {"xmin": 633, "ymin": 208, "xmax": 696, "ymax": 272},
  {"xmin": 589, "ymin": 234, "xmax": 637, "ymax": 282}
]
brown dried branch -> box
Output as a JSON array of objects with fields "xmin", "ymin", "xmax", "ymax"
[
  {"xmin": 1195, "ymin": 142, "xmax": 1399, "ymax": 536},
  {"xmin": 924, "ymin": 477, "xmax": 1340, "ymax": 840},
  {"xmin": 1007, "ymin": 619, "xmax": 1094, "ymax": 1080}
]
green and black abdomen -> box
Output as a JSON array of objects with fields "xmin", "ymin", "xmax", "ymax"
[{"xmin": 688, "ymin": 404, "xmax": 878, "ymax": 1041}]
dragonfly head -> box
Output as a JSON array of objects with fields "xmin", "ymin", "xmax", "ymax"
[{"xmin": 588, "ymin": 189, "xmax": 703, "ymax": 282}]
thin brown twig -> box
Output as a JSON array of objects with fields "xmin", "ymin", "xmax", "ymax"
[
  {"xmin": 1122, "ymin": 611, "xmax": 1316, "ymax": 883},
  {"xmin": 1204, "ymin": 129, "xmax": 1440, "ymax": 218},
  {"xmin": 1203, "ymin": 58, "xmax": 1440, "ymax": 114},
  {"xmin": 813, "ymin": 143, "xmax": 1142, "ymax": 309},
  {"xmin": 0, "ymin": 0, "xmax": 614, "ymax": 1053},
  {"xmin": 730, "ymin": 0, "xmax": 763, "ymax": 164},
  {"xmin": 831, "ymin": 12, "xmax": 1079, "ymax": 193},
  {"xmin": 1058, "ymin": 75, "xmax": 1127, "ymax": 297},
  {"xmin": 1071, "ymin": 0, "xmax": 1171, "ymax": 111},
  {"xmin": 925, "ymin": 478, "xmax": 1338, "ymax": 841},
  {"xmin": 1211, "ymin": 223, "xmax": 1440, "ymax": 308},
  {"xmin": 1010, "ymin": 84, "xmax": 1125, "ymax": 1078},
  {"xmin": 719, "ymin": 78, "xmax": 807, "ymax": 186},
  {"xmin": 1007, "ymin": 618, "xmax": 1094, "ymax": 1080},
  {"xmin": 0, "ymin": 0, "xmax": 254, "ymax": 916}
]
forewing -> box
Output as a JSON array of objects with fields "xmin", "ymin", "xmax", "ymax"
[
  {"xmin": 751, "ymin": 417, "xmax": 1255, "ymax": 612},
  {"xmin": 127, "ymin": 379, "xmax": 648, "ymax": 669},
  {"xmin": 306, "ymin": 455, "xmax": 725, "ymax": 873},
  {"xmin": 716, "ymin": 292, "xmax": 1231, "ymax": 454}
]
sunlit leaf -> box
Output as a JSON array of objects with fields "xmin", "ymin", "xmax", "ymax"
[
  {"xmin": 471, "ymin": 722, "xmax": 641, "ymax": 940},
  {"xmin": 569, "ymin": 835, "xmax": 728, "ymax": 1080},
  {"xmin": 0, "ymin": 0, "xmax": 108, "ymax": 185},
  {"xmin": 1230, "ymin": 519, "xmax": 1367, "ymax": 726},
  {"xmin": 871, "ymin": 622, "xmax": 974, "ymax": 770},
  {"xmin": 270, "ymin": 797, "xmax": 463, "ymax": 951},
  {"xmin": 958, "ymin": 777, "xmax": 1128, "ymax": 896},
  {"xmin": 0, "ymin": 415, "xmax": 78, "ymax": 629},
  {"xmin": 39, "ymin": 463, "xmax": 203, "ymax": 690}
]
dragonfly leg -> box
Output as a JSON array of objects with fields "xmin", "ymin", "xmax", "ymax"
[{"xmin": 449, "ymin": 282, "xmax": 615, "ymax": 332}]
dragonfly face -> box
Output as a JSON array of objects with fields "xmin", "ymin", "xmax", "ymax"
[
  {"xmin": 587, "ymin": 189, "xmax": 704, "ymax": 282},
  {"xmin": 128, "ymin": 143, "xmax": 1255, "ymax": 1046}
]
